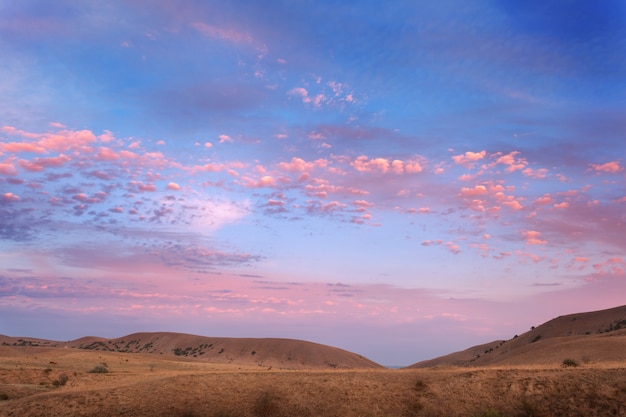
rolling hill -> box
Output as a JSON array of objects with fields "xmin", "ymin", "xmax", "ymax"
[
  {"xmin": 408, "ymin": 304, "xmax": 626, "ymax": 368},
  {"xmin": 0, "ymin": 332, "xmax": 383, "ymax": 370}
]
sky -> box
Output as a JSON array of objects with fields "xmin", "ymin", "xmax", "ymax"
[{"xmin": 0, "ymin": 0, "xmax": 625, "ymax": 366}]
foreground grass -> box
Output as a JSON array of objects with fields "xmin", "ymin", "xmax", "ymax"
[
  {"xmin": 1, "ymin": 347, "xmax": 626, "ymax": 416},
  {"xmin": 2, "ymin": 364, "xmax": 626, "ymax": 417}
]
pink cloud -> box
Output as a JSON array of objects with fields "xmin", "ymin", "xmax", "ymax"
[
  {"xmin": 534, "ymin": 194, "xmax": 553, "ymax": 205},
  {"xmin": 288, "ymin": 87, "xmax": 310, "ymax": 102},
  {"xmin": 128, "ymin": 181, "xmax": 157, "ymax": 193},
  {"xmin": 166, "ymin": 182, "xmax": 181, "ymax": 191},
  {"xmin": 95, "ymin": 147, "xmax": 119, "ymax": 161},
  {"xmin": 118, "ymin": 150, "xmax": 139, "ymax": 160},
  {"xmin": 451, "ymin": 150, "xmax": 486, "ymax": 168},
  {"xmin": 590, "ymin": 161, "xmax": 622, "ymax": 173},
  {"xmin": 191, "ymin": 161, "xmax": 246, "ymax": 174},
  {"xmin": 72, "ymin": 193, "xmax": 89, "ymax": 202},
  {"xmin": 495, "ymin": 151, "xmax": 527, "ymax": 172},
  {"xmin": 351, "ymin": 156, "xmax": 390, "ymax": 173},
  {"xmin": 321, "ymin": 201, "xmax": 345, "ymax": 212},
  {"xmin": 38, "ymin": 129, "xmax": 97, "ymax": 153},
  {"xmin": 459, "ymin": 184, "xmax": 488, "ymax": 197},
  {"xmin": 445, "ymin": 242, "xmax": 461, "ymax": 254},
  {"xmin": 522, "ymin": 230, "xmax": 547, "ymax": 245},
  {"xmin": 308, "ymin": 131, "xmax": 326, "ymax": 140},
  {"xmin": 98, "ymin": 130, "xmax": 116, "ymax": 143},
  {"xmin": 218, "ymin": 134, "xmax": 233, "ymax": 143},
  {"xmin": 277, "ymin": 157, "xmax": 328, "ymax": 172},
  {"xmin": 1, "ymin": 125, "xmax": 41, "ymax": 139},
  {"xmin": 502, "ymin": 199, "xmax": 524, "ymax": 211},
  {"xmin": 2, "ymin": 192, "xmax": 20, "ymax": 202},
  {"xmin": 390, "ymin": 159, "xmax": 424, "ymax": 174},
  {"xmin": 190, "ymin": 22, "xmax": 257, "ymax": 45},
  {"xmin": 304, "ymin": 182, "xmax": 369, "ymax": 197},
  {"xmin": 240, "ymin": 175, "xmax": 276, "ymax": 188},
  {"xmin": 352, "ymin": 199, "xmax": 374, "ymax": 212},
  {"xmin": 18, "ymin": 154, "xmax": 71, "ymax": 172},
  {"xmin": 0, "ymin": 142, "xmax": 46, "ymax": 153},
  {"xmin": 522, "ymin": 167, "xmax": 548, "ymax": 178},
  {"xmin": 0, "ymin": 162, "xmax": 17, "ymax": 175},
  {"xmin": 592, "ymin": 257, "xmax": 625, "ymax": 277}
]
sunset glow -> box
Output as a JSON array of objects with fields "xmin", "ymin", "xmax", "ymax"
[{"xmin": 1, "ymin": 1, "xmax": 625, "ymax": 365}]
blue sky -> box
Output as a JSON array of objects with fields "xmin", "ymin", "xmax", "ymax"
[{"xmin": 1, "ymin": 0, "xmax": 625, "ymax": 366}]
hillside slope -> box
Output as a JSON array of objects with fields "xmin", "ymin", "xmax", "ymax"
[
  {"xmin": 408, "ymin": 304, "xmax": 626, "ymax": 368},
  {"xmin": 0, "ymin": 332, "xmax": 383, "ymax": 370}
]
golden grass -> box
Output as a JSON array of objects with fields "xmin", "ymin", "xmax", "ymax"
[{"xmin": 1, "ymin": 346, "xmax": 626, "ymax": 416}]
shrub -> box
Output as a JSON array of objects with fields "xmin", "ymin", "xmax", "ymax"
[
  {"xmin": 562, "ymin": 358, "xmax": 578, "ymax": 367},
  {"xmin": 89, "ymin": 363, "xmax": 110, "ymax": 373},
  {"xmin": 0, "ymin": 393, "xmax": 8, "ymax": 401},
  {"xmin": 52, "ymin": 373, "xmax": 69, "ymax": 386}
]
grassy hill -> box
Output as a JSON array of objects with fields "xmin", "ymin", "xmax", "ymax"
[
  {"xmin": 0, "ymin": 332, "xmax": 382, "ymax": 370},
  {"xmin": 408, "ymin": 304, "xmax": 626, "ymax": 368}
]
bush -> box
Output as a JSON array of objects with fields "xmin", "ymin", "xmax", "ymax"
[
  {"xmin": 0, "ymin": 393, "xmax": 8, "ymax": 401},
  {"xmin": 562, "ymin": 358, "xmax": 578, "ymax": 367},
  {"xmin": 89, "ymin": 363, "xmax": 110, "ymax": 373},
  {"xmin": 52, "ymin": 373, "xmax": 69, "ymax": 386}
]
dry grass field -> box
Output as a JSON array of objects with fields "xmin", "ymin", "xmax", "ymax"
[{"xmin": 1, "ymin": 345, "xmax": 626, "ymax": 417}]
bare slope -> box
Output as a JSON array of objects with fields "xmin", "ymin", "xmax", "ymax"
[
  {"xmin": 409, "ymin": 304, "xmax": 626, "ymax": 368},
  {"xmin": 0, "ymin": 332, "xmax": 382, "ymax": 370}
]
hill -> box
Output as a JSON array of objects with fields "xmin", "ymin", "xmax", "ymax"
[
  {"xmin": 408, "ymin": 304, "xmax": 626, "ymax": 368},
  {"xmin": 0, "ymin": 332, "xmax": 382, "ymax": 370}
]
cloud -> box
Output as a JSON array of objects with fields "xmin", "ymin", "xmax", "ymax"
[
  {"xmin": 128, "ymin": 181, "xmax": 157, "ymax": 193},
  {"xmin": 190, "ymin": 22, "xmax": 267, "ymax": 57},
  {"xmin": 351, "ymin": 156, "xmax": 390, "ymax": 173},
  {"xmin": 166, "ymin": 182, "xmax": 181, "ymax": 191},
  {"xmin": 0, "ymin": 162, "xmax": 17, "ymax": 175},
  {"xmin": 494, "ymin": 151, "xmax": 527, "ymax": 173},
  {"xmin": 522, "ymin": 230, "xmax": 547, "ymax": 245},
  {"xmin": 18, "ymin": 154, "xmax": 71, "ymax": 172},
  {"xmin": 2, "ymin": 192, "xmax": 20, "ymax": 202},
  {"xmin": 590, "ymin": 161, "xmax": 622, "ymax": 173},
  {"xmin": 276, "ymin": 157, "xmax": 328, "ymax": 172},
  {"xmin": 218, "ymin": 134, "xmax": 233, "ymax": 143},
  {"xmin": 451, "ymin": 150, "xmax": 486, "ymax": 168},
  {"xmin": 459, "ymin": 185, "xmax": 488, "ymax": 197}
]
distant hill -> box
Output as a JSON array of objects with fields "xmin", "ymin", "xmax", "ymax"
[
  {"xmin": 408, "ymin": 304, "xmax": 626, "ymax": 368},
  {"xmin": 0, "ymin": 332, "xmax": 383, "ymax": 370}
]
